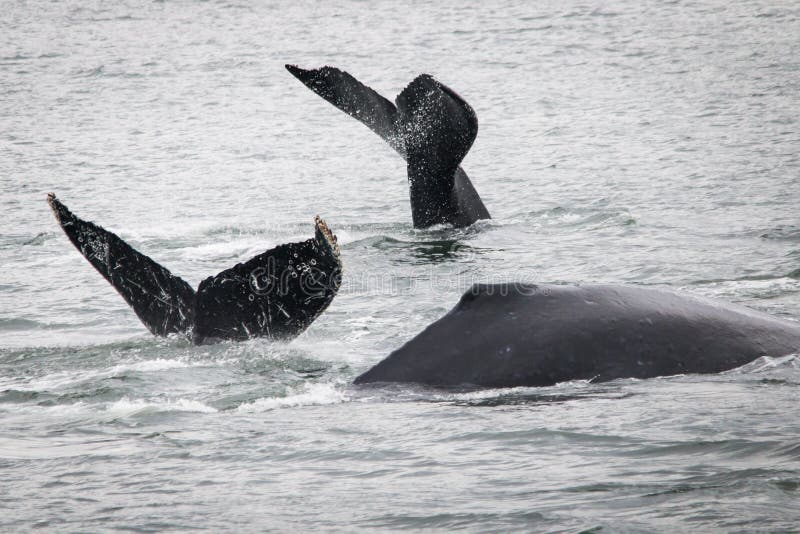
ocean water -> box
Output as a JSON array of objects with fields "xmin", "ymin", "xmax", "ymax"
[{"xmin": 2, "ymin": 0, "xmax": 800, "ymax": 531}]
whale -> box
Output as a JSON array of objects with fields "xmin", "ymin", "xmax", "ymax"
[
  {"xmin": 354, "ymin": 283, "xmax": 800, "ymax": 388},
  {"xmin": 286, "ymin": 64, "xmax": 490, "ymax": 229},
  {"xmin": 47, "ymin": 194, "xmax": 341, "ymax": 344}
]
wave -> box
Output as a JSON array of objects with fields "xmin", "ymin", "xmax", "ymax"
[
  {"xmin": 235, "ymin": 382, "xmax": 347, "ymax": 413},
  {"xmin": 0, "ymin": 358, "xmax": 196, "ymax": 392},
  {"xmin": 105, "ymin": 397, "xmax": 218, "ymax": 417},
  {"xmin": 727, "ymin": 353, "xmax": 800, "ymax": 375}
]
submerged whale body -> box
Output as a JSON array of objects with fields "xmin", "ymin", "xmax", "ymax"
[
  {"xmin": 48, "ymin": 194, "xmax": 341, "ymax": 344},
  {"xmin": 286, "ymin": 64, "xmax": 490, "ymax": 229},
  {"xmin": 355, "ymin": 283, "xmax": 800, "ymax": 388}
]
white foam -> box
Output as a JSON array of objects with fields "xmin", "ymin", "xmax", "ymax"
[
  {"xmin": 106, "ymin": 358, "xmax": 192, "ymax": 374},
  {"xmin": 8, "ymin": 369, "xmax": 96, "ymax": 391},
  {"xmin": 382, "ymin": 378, "xmax": 600, "ymax": 404},
  {"xmin": 236, "ymin": 382, "xmax": 347, "ymax": 413},
  {"xmin": 124, "ymin": 220, "xmax": 221, "ymax": 241},
  {"xmin": 430, "ymin": 386, "xmax": 533, "ymax": 402},
  {"xmin": 423, "ymin": 382, "xmax": 585, "ymax": 402},
  {"xmin": 727, "ymin": 353, "xmax": 800, "ymax": 374},
  {"xmin": 0, "ymin": 395, "xmax": 218, "ymax": 424},
  {"xmin": 19, "ymin": 401, "xmax": 90, "ymax": 417},
  {"xmin": 4, "ymin": 358, "xmax": 195, "ymax": 392},
  {"xmin": 181, "ymin": 236, "xmax": 304, "ymax": 262},
  {"xmin": 105, "ymin": 397, "xmax": 218, "ymax": 417},
  {"xmin": 0, "ymin": 402, "xmax": 93, "ymax": 429}
]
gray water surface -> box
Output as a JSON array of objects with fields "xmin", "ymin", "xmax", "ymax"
[{"xmin": 2, "ymin": 0, "xmax": 800, "ymax": 531}]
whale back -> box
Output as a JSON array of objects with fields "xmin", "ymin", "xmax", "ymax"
[{"xmin": 355, "ymin": 283, "xmax": 800, "ymax": 388}]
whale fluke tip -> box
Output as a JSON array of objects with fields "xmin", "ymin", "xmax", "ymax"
[
  {"xmin": 285, "ymin": 64, "xmax": 308, "ymax": 77},
  {"xmin": 314, "ymin": 215, "xmax": 341, "ymax": 259},
  {"xmin": 46, "ymin": 193, "xmax": 65, "ymax": 222}
]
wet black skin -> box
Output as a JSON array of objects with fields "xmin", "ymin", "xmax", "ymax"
[
  {"xmin": 48, "ymin": 194, "xmax": 341, "ymax": 344},
  {"xmin": 286, "ymin": 64, "xmax": 491, "ymax": 229},
  {"xmin": 355, "ymin": 283, "xmax": 800, "ymax": 388}
]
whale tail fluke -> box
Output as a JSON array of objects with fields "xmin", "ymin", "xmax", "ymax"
[
  {"xmin": 285, "ymin": 64, "xmax": 401, "ymax": 152},
  {"xmin": 396, "ymin": 74, "xmax": 478, "ymax": 166},
  {"xmin": 286, "ymin": 64, "xmax": 490, "ymax": 228},
  {"xmin": 47, "ymin": 193, "xmax": 196, "ymax": 337},
  {"xmin": 395, "ymin": 74, "xmax": 480, "ymax": 227},
  {"xmin": 192, "ymin": 216, "xmax": 342, "ymax": 344},
  {"xmin": 48, "ymin": 195, "xmax": 342, "ymax": 343}
]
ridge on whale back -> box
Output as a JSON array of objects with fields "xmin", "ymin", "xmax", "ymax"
[
  {"xmin": 286, "ymin": 64, "xmax": 490, "ymax": 229},
  {"xmin": 355, "ymin": 282, "xmax": 800, "ymax": 389},
  {"xmin": 47, "ymin": 194, "xmax": 342, "ymax": 344}
]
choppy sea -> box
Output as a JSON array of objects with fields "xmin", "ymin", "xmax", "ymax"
[{"xmin": 1, "ymin": 0, "xmax": 799, "ymax": 531}]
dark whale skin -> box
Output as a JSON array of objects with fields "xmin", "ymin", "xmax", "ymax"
[
  {"xmin": 286, "ymin": 64, "xmax": 490, "ymax": 229},
  {"xmin": 355, "ymin": 283, "xmax": 800, "ymax": 388},
  {"xmin": 48, "ymin": 194, "xmax": 342, "ymax": 344}
]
